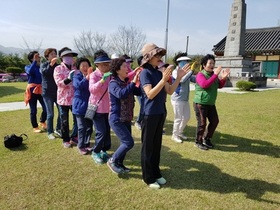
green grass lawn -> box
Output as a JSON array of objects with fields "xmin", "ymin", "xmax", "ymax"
[
  {"xmin": 0, "ymin": 82, "xmax": 27, "ymax": 103},
  {"xmin": 0, "ymin": 83, "xmax": 280, "ymax": 209}
]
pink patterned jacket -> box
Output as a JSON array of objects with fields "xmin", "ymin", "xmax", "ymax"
[
  {"xmin": 88, "ymin": 68, "xmax": 110, "ymax": 113},
  {"xmin": 54, "ymin": 63, "xmax": 77, "ymax": 106}
]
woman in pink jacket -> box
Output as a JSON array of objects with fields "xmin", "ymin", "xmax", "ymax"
[
  {"xmin": 54, "ymin": 47, "xmax": 78, "ymax": 148},
  {"xmin": 89, "ymin": 50, "xmax": 112, "ymax": 165}
]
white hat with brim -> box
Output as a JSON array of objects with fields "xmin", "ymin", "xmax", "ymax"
[
  {"xmin": 140, "ymin": 43, "xmax": 166, "ymax": 66},
  {"xmin": 176, "ymin": 56, "xmax": 191, "ymax": 62},
  {"xmin": 60, "ymin": 50, "xmax": 78, "ymax": 57}
]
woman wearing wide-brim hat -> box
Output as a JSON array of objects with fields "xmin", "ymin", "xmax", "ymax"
[{"xmin": 139, "ymin": 43, "xmax": 191, "ymax": 189}]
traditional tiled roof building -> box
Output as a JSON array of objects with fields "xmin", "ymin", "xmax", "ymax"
[{"xmin": 213, "ymin": 26, "xmax": 280, "ymax": 78}]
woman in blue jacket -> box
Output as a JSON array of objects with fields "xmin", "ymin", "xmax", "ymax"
[
  {"xmin": 72, "ymin": 57, "xmax": 93, "ymax": 155},
  {"xmin": 107, "ymin": 58, "xmax": 141, "ymax": 174}
]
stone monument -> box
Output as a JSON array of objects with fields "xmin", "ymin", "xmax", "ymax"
[{"xmin": 215, "ymin": 0, "xmax": 254, "ymax": 86}]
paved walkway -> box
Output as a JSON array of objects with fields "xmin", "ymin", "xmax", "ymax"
[{"xmin": 0, "ymin": 85, "xmax": 279, "ymax": 112}]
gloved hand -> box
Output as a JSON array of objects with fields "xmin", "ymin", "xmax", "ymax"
[
  {"xmin": 101, "ymin": 72, "xmax": 112, "ymax": 81},
  {"xmin": 68, "ymin": 70, "xmax": 76, "ymax": 80}
]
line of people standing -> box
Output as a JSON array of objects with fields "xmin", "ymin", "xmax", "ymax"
[{"xmin": 24, "ymin": 43, "xmax": 229, "ymax": 190}]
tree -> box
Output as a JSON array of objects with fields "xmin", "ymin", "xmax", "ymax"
[
  {"xmin": 109, "ymin": 25, "xmax": 146, "ymax": 59},
  {"xmin": 73, "ymin": 31, "xmax": 107, "ymax": 58}
]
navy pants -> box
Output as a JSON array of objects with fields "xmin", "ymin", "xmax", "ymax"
[
  {"xmin": 58, "ymin": 105, "xmax": 77, "ymax": 142},
  {"xmin": 92, "ymin": 113, "xmax": 111, "ymax": 153},
  {"xmin": 29, "ymin": 91, "xmax": 47, "ymax": 128},
  {"xmin": 76, "ymin": 114, "xmax": 93, "ymax": 149},
  {"xmin": 110, "ymin": 121, "xmax": 134, "ymax": 164}
]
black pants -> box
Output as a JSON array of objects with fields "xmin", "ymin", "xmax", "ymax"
[
  {"xmin": 141, "ymin": 114, "xmax": 165, "ymax": 184},
  {"xmin": 193, "ymin": 103, "xmax": 219, "ymax": 143}
]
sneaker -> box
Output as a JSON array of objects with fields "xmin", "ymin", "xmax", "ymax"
[
  {"xmin": 107, "ymin": 158, "xmax": 124, "ymax": 174},
  {"xmin": 100, "ymin": 150, "xmax": 109, "ymax": 163},
  {"xmin": 70, "ymin": 137, "xmax": 78, "ymax": 146},
  {"xmin": 78, "ymin": 148, "xmax": 88, "ymax": 155},
  {"xmin": 119, "ymin": 163, "xmax": 131, "ymax": 173},
  {"xmin": 39, "ymin": 122, "xmax": 47, "ymax": 130},
  {"xmin": 135, "ymin": 122, "xmax": 142, "ymax": 130},
  {"xmin": 194, "ymin": 142, "xmax": 208, "ymax": 150},
  {"xmin": 148, "ymin": 182, "xmax": 161, "ymax": 189},
  {"xmin": 33, "ymin": 127, "xmax": 42, "ymax": 133},
  {"xmin": 63, "ymin": 141, "xmax": 72, "ymax": 148},
  {"xmin": 85, "ymin": 147, "xmax": 93, "ymax": 152},
  {"xmin": 48, "ymin": 133, "xmax": 56, "ymax": 140},
  {"xmin": 91, "ymin": 152, "xmax": 104, "ymax": 164},
  {"xmin": 54, "ymin": 130, "xmax": 62, "ymax": 137},
  {"xmin": 156, "ymin": 177, "xmax": 167, "ymax": 185},
  {"xmin": 179, "ymin": 134, "xmax": 188, "ymax": 140},
  {"xmin": 203, "ymin": 138, "xmax": 214, "ymax": 148},
  {"xmin": 171, "ymin": 135, "xmax": 183, "ymax": 143}
]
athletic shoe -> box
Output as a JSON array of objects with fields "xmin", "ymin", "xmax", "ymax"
[
  {"xmin": 70, "ymin": 137, "xmax": 78, "ymax": 146},
  {"xmin": 100, "ymin": 150, "xmax": 109, "ymax": 163},
  {"xmin": 107, "ymin": 158, "xmax": 123, "ymax": 174},
  {"xmin": 171, "ymin": 135, "xmax": 183, "ymax": 143},
  {"xmin": 203, "ymin": 138, "xmax": 214, "ymax": 148},
  {"xmin": 179, "ymin": 134, "xmax": 188, "ymax": 140},
  {"xmin": 54, "ymin": 130, "xmax": 62, "ymax": 137},
  {"xmin": 119, "ymin": 163, "xmax": 131, "ymax": 173},
  {"xmin": 148, "ymin": 182, "xmax": 161, "ymax": 189},
  {"xmin": 39, "ymin": 122, "xmax": 47, "ymax": 130},
  {"xmin": 194, "ymin": 142, "xmax": 208, "ymax": 150},
  {"xmin": 78, "ymin": 148, "xmax": 88, "ymax": 155},
  {"xmin": 63, "ymin": 141, "xmax": 72, "ymax": 148},
  {"xmin": 33, "ymin": 127, "xmax": 42, "ymax": 133},
  {"xmin": 156, "ymin": 177, "xmax": 167, "ymax": 185},
  {"xmin": 48, "ymin": 133, "xmax": 56, "ymax": 140},
  {"xmin": 85, "ymin": 147, "xmax": 93, "ymax": 152},
  {"xmin": 135, "ymin": 122, "xmax": 142, "ymax": 130},
  {"xmin": 91, "ymin": 152, "xmax": 104, "ymax": 164}
]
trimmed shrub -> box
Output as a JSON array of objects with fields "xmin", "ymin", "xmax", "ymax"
[
  {"xmin": 5, "ymin": 67, "xmax": 24, "ymax": 78},
  {"xmin": 236, "ymin": 80, "xmax": 256, "ymax": 91}
]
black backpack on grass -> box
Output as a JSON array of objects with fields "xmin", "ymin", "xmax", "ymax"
[{"xmin": 4, "ymin": 134, "xmax": 28, "ymax": 148}]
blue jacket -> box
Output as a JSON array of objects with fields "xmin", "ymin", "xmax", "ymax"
[
  {"xmin": 109, "ymin": 76, "xmax": 141, "ymax": 122},
  {"xmin": 72, "ymin": 71, "xmax": 90, "ymax": 115},
  {"xmin": 40, "ymin": 61, "xmax": 58, "ymax": 98},
  {"xmin": 25, "ymin": 61, "xmax": 42, "ymax": 84}
]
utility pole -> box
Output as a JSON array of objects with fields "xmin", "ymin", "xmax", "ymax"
[
  {"xmin": 164, "ymin": 0, "xmax": 170, "ymax": 62},
  {"xmin": 186, "ymin": 36, "xmax": 189, "ymax": 55}
]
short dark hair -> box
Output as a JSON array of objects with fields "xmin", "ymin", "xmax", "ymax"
[
  {"xmin": 93, "ymin": 49, "xmax": 109, "ymax": 61},
  {"xmin": 110, "ymin": 58, "xmax": 126, "ymax": 77},
  {"xmin": 27, "ymin": 51, "xmax": 38, "ymax": 63},
  {"xmin": 44, "ymin": 48, "xmax": 57, "ymax": 59},
  {"xmin": 137, "ymin": 55, "xmax": 143, "ymax": 66},
  {"xmin": 75, "ymin": 57, "xmax": 91, "ymax": 69},
  {"xmin": 200, "ymin": 54, "xmax": 215, "ymax": 68},
  {"xmin": 58, "ymin": 47, "xmax": 71, "ymax": 57},
  {"xmin": 173, "ymin": 52, "xmax": 188, "ymax": 65}
]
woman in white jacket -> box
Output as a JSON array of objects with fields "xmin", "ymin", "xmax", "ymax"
[{"xmin": 171, "ymin": 53, "xmax": 196, "ymax": 143}]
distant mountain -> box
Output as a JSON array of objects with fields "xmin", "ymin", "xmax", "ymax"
[{"xmin": 0, "ymin": 45, "xmax": 27, "ymax": 55}]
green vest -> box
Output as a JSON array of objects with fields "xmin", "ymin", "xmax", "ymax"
[{"xmin": 193, "ymin": 70, "xmax": 219, "ymax": 105}]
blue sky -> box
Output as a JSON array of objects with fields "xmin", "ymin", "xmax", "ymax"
[{"xmin": 0, "ymin": 0, "xmax": 279, "ymax": 55}]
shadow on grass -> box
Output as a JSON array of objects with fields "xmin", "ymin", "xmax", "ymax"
[
  {"xmin": 0, "ymin": 86, "xmax": 24, "ymax": 98},
  {"xmin": 164, "ymin": 119, "xmax": 280, "ymax": 158},
  {"xmin": 5, "ymin": 143, "xmax": 28, "ymax": 151},
  {"xmin": 161, "ymin": 149, "xmax": 280, "ymax": 204}
]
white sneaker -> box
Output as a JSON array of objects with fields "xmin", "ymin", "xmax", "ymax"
[
  {"xmin": 171, "ymin": 135, "xmax": 182, "ymax": 143},
  {"xmin": 48, "ymin": 133, "xmax": 56, "ymax": 140},
  {"xmin": 156, "ymin": 177, "xmax": 167, "ymax": 185},
  {"xmin": 179, "ymin": 134, "xmax": 188, "ymax": 140},
  {"xmin": 148, "ymin": 182, "xmax": 160, "ymax": 189}
]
